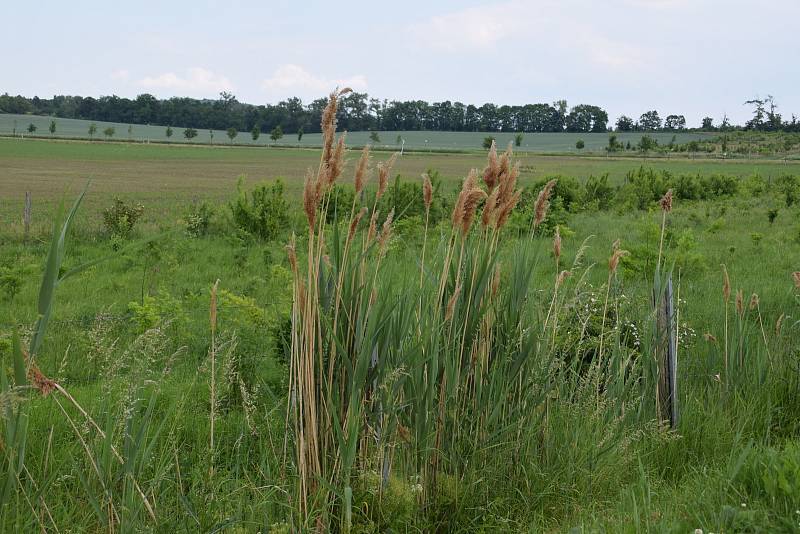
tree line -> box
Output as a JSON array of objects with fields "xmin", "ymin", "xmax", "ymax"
[{"xmin": 1, "ymin": 91, "xmax": 798, "ymax": 135}]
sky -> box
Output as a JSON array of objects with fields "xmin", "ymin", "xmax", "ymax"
[{"xmin": 2, "ymin": 0, "xmax": 799, "ymax": 126}]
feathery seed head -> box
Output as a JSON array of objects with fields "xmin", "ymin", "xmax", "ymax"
[
  {"xmin": 556, "ymin": 269, "xmax": 571, "ymax": 287},
  {"xmin": 354, "ymin": 145, "xmax": 370, "ymax": 194},
  {"xmin": 735, "ymin": 288, "xmax": 744, "ymax": 315},
  {"xmin": 348, "ymin": 207, "xmax": 367, "ymax": 242},
  {"xmin": 749, "ymin": 293, "xmax": 759, "ymax": 310},
  {"xmin": 553, "ymin": 226, "xmax": 562, "ymax": 261},
  {"xmin": 422, "ymin": 173, "xmax": 433, "ymax": 211},
  {"xmin": 659, "ymin": 189, "xmax": 673, "ymax": 213},
  {"xmin": 302, "ymin": 168, "xmax": 318, "ymax": 229},
  {"xmin": 609, "ymin": 248, "xmax": 629, "ymax": 274},
  {"xmin": 792, "ymin": 271, "xmax": 800, "ymax": 289},
  {"xmin": 534, "ymin": 179, "xmax": 557, "ymax": 228}
]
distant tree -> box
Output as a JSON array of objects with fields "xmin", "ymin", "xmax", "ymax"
[
  {"xmin": 638, "ymin": 110, "xmax": 662, "ymax": 131},
  {"xmin": 27, "ymin": 123, "xmax": 37, "ymax": 134},
  {"xmin": 576, "ymin": 139, "xmax": 585, "ymax": 150},
  {"xmin": 369, "ymin": 130, "xmax": 380, "ymax": 143},
  {"xmin": 251, "ymin": 125, "xmax": 261, "ymax": 141},
  {"xmin": 166, "ymin": 126, "xmax": 173, "ymax": 139},
  {"xmin": 270, "ymin": 125, "xmax": 283, "ymax": 142},
  {"xmin": 482, "ymin": 136, "xmax": 496, "ymax": 149},
  {"xmin": 184, "ymin": 127, "xmax": 198, "ymax": 142},
  {"xmin": 663, "ymin": 115, "xmax": 686, "ymax": 131},
  {"xmin": 625, "ymin": 140, "xmax": 632, "ymax": 150},
  {"xmin": 103, "ymin": 126, "xmax": 115, "ymax": 139},
  {"xmin": 615, "ymin": 115, "xmax": 635, "ymax": 132},
  {"xmin": 297, "ymin": 127, "xmax": 304, "ymax": 141},
  {"xmin": 209, "ymin": 129, "xmax": 214, "ymax": 144},
  {"xmin": 746, "ymin": 95, "xmax": 783, "ymax": 131},
  {"xmin": 12, "ymin": 119, "xmax": 17, "ymax": 136},
  {"xmin": 396, "ymin": 134, "xmax": 402, "ymax": 145},
  {"xmin": 49, "ymin": 120, "xmax": 56, "ymax": 136},
  {"xmin": 701, "ymin": 116, "xmax": 714, "ymax": 130},
  {"xmin": 515, "ymin": 133, "xmax": 523, "ymax": 147},
  {"xmin": 127, "ymin": 124, "xmax": 133, "ymax": 139},
  {"xmin": 227, "ymin": 127, "xmax": 238, "ymax": 144},
  {"xmin": 607, "ymin": 134, "xmax": 623, "ymax": 152},
  {"xmin": 88, "ymin": 122, "xmax": 97, "ymax": 140}
]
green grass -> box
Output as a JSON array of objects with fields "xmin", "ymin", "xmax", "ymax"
[{"xmin": 1, "ymin": 136, "xmax": 800, "ymax": 531}]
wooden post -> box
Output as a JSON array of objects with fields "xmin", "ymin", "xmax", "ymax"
[
  {"xmin": 655, "ymin": 276, "xmax": 678, "ymax": 429},
  {"xmin": 23, "ymin": 191, "xmax": 32, "ymax": 240}
]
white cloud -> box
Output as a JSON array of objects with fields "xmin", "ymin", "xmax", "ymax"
[
  {"xmin": 261, "ymin": 64, "xmax": 367, "ymax": 97},
  {"xmin": 138, "ymin": 67, "xmax": 233, "ymax": 95}
]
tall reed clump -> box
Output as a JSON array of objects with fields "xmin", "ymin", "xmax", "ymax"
[{"xmin": 286, "ymin": 102, "xmax": 639, "ymax": 530}]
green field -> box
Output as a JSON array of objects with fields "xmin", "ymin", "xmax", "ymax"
[
  {"xmin": 2, "ymin": 135, "xmax": 800, "ymax": 531},
  {"xmin": 0, "ymin": 112, "xmax": 716, "ymax": 152}
]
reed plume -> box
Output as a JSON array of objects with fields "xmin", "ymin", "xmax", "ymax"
[
  {"xmin": 422, "ymin": 173, "xmax": 433, "ymax": 211},
  {"xmin": 302, "ymin": 169, "xmax": 319, "ymax": 229},
  {"xmin": 376, "ymin": 153, "xmax": 398, "ymax": 200},
  {"xmin": 533, "ymin": 179, "xmax": 557, "ymax": 231},
  {"xmin": 482, "ymin": 141, "xmax": 499, "ymax": 190},
  {"xmin": 793, "ymin": 271, "xmax": 800, "ymax": 289},
  {"xmin": 354, "ymin": 146, "xmax": 370, "ymax": 194}
]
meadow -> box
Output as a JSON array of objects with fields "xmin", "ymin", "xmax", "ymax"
[
  {"xmin": 2, "ymin": 107, "xmax": 800, "ymax": 533},
  {"xmin": 0, "ymin": 112, "xmax": 715, "ymax": 152}
]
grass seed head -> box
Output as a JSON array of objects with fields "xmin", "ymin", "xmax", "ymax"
[
  {"xmin": 556, "ymin": 269, "xmax": 571, "ymax": 287},
  {"xmin": 534, "ymin": 179, "xmax": 557, "ymax": 228},
  {"xmin": 349, "ymin": 207, "xmax": 367, "ymax": 242},
  {"xmin": 776, "ymin": 313, "xmax": 785, "ymax": 335},
  {"xmin": 553, "ymin": 226, "xmax": 562, "ymax": 261},
  {"xmin": 749, "ymin": 293, "xmax": 759, "ymax": 310},
  {"xmin": 445, "ymin": 282, "xmax": 462, "ymax": 322},
  {"xmin": 422, "ymin": 173, "xmax": 433, "ymax": 211},
  {"xmin": 354, "ymin": 146, "xmax": 370, "ymax": 194},
  {"xmin": 482, "ymin": 141, "xmax": 499, "ymax": 190},
  {"xmin": 735, "ymin": 288, "xmax": 744, "ymax": 315},
  {"xmin": 376, "ymin": 153, "xmax": 398, "ymax": 200},
  {"xmin": 659, "ymin": 189, "xmax": 673, "ymax": 213},
  {"xmin": 303, "ymin": 168, "xmax": 319, "ymax": 229},
  {"xmin": 792, "ymin": 271, "xmax": 800, "ymax": 289},
  {"xmin": 609, "ymin": 248, "xmax": 629, "ymax": 274}
]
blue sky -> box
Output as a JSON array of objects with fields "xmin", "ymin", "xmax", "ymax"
[{"xmin": 2, "ymin": 0, "xmax": 798, "ymax": 126}]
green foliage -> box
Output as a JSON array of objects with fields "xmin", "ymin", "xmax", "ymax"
[
  {"xmin": 583, "ymin": 173, "xmax": 615, "ymax": 210},
  {"xmin": 270, "ymin": 125, "xmax": 283, "ymax": 142},
  {"xmin": 369, "ymin": 130, "xmax": 380, "ymax": 143},
  {"xmin": 183, "ymin": 127, "xmax": 198, "ymax": 141},
  {"xmin": 103, "ymin": 197, "xmax": 144, "ymax": 237},
  {"xmin": 0, "ymin": 266, "xmax": 23, "ymax": 301},
  {"xmin": 297, "ymin": 126, "xmax": 304, "ymax": 141},
  {"xmin": 576, "ymin": 138, "xmax": 585, "ymax": 150},
  {"xmin": 229, "ymin": 178, "xmax": 289, "ymax": 240},
  {"xmin": 226, "ymin": 127, "xmax": 238, "ymax": 143},
  {"xmin": 185, "ymin": 200, "xmax": 215, "ymax": 237},
  {"xmin": 515, "ymin": 133, "xmax": 523, "ymax": 147},
  {"xmin": 165, "ymin": 125, "xmax": 173, "ymax": 138},
  {"xmin": 103, "ymin": 126, "xmax": 115, "ymax": 139},
  {"xmin": 775, "ymin": 174, "xmax": 799, "ymax": 206},
  {"xmin": 482, "ymin": 136, "xmax": 495, "ymax": 149},
  {"xmin": 251, "ymin": 125, "xmax": 260, "ymax": 141},
  {"xmin": 127, "ymin": 290, "xmax": 185, "ymax": 333},
  {"xmin": 48, "ymin": 120, "xmax": 56, "ymax": 135},
  {"xmin": 27, "ymin": 122, "xmax": 36, "ymax": 134},
  {"xmin": 88, "ymin": 122, "xmax": 97, "ymax": 139},
  {"xmin": 768, "ymin": 208, "xmax": 779, "ymax": 224}
]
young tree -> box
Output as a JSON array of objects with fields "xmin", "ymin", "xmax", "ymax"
[
  {"xmin": 576, "ymin": 139, "xmax": 585, "ymax": 150},
  {"xmin": 482, "ymin": 136, "xmax": 495, "ymax": 149},
  {"xmin": 701, "ymin": 116, "xmax": 714, "ymax": 130},
  {"xmin": 369, "ymin": 130, "xmax": 380, "ymax": 143},
  {"xmin": 297, "ymin": 127, "xmax": 304, "ymax": 141},
  {"xmin": 27, "ymin": 123, "xmax": 37, "ymax": 134},
  {"xmin": 127, "ymin": 124, "xmax": 133, "ymax": 139},
  {"xmin": 184, "ymin": 127, "xmax": 198, "ymax": 142},
  {"xmin": 638, "ymin": 134, "xmax": 658, "ymax": 152},
  {"xmin": 515, "ymin": 133, "xmax": 523, "ymax": 147},
  {"xmin": 396, "ymin": 134, "xmax": 402, "ymax": 145},
  {"xmin": 270, "ymin": 125, "xmax": 283, "ymax": 143},
  {"xmin": 49, "ymin": 120, "xmax": 57, "ymax": 136},
  {"xmin": 88, "ymin": 123, "xmax": 97, "ymax": 140},
  {"xmin": 166, "ymin": 126, "xmax": 173, "ymax": 139},
  {"xmin": 251, "ymin": 125, "xmax": 261, "ymax": 142},
  {"xmin": 209, "ymin": 129, "xmax": 214, "ymax": 144},
  {"xmin": 12, "ymin": 119, "xmax": 17, "ymax": 136},
  {"xmin": 227, "ymin": 127, "xmax": 238, "ymax": 144},
  {"xmin": 103, "ymin": 126, "xmax": 115, "ymax": 139}
]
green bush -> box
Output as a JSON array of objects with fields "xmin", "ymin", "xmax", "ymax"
[
  {"xmin": 583, "ymin": 173, "xmax": 615, "ymax": 210},
  {"xmin": 230, "ymin": 178, "xmax": 290, "ymax": 240},
  {"xmin": 185, "ymin": 200, "xmax": 215, "ymax": 237},
  {"xmin": 103, "ymin": 197, "xmax": 144, "ymax": 237}
]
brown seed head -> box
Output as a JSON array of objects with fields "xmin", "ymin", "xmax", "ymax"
[
  {"xmin": 792, "ymin": 271, "xmax": 800, "ymax": 289},
  {"xmin": 749, "ymin": 293, "xmax": 759, "ymax": 311},
  {"xmin": 612, "ymin": 238, "xmax": 621, "ymax": 251},
  {"xmin": 445, "ymin": 282, "xmax": 462, "ymax": 322},
  {"xmin": 659, "ymin": 189, "xmax": 673, "ymax": 213},
  {"xmin": 422, "ymin": 173, "xmax": 433, "ymax": 211},
  {"xmin": 482, "ymin": 185, "xmax": 500, "ymax": 227},
  {"xmin": 286, "ymin": 237, "xmax": 298, "ymax": 275},
  {"xmin": 722, "ymin": 264, "xmax": 731, "ymax": 303},
  {"xmin": 735, "ymin": 288, "xmax": 744, "ymax": 315},
  {"xmin": 367, "ymin": 209, "xmax": 380, "ymax": 244},
  {"xmin": 378, "ymin": 209, "xmax": 394, "ymax": 256},
  {"xmin": 556, "ymin": 270, "xmax": 571, "ymax": 287},
  {"xmin": 495, "ymin": 189, "xmax": 521, "ymax": 230},
  {"xmin": 376, "ymin": 153, "xmax": 398, "ymax": 200},
  {"xmin": 354, "ymin": 146, "xmax": 370, "ymax": 194},
  {"xmin": 28, "ymin": 362, "xmax": 56, "ymax": 396},
  {"xmin": 348, "ymin": 207, "xmax": 367, "ymax": 242},
  {"xmin": 609, "ymin": 249, "xmax": 629, "ymax": 274},
  {"xmin": 302, "ymin": 168, "xmax": 318, "ymax": 229},
  {"xmin": 460, "ymin": 188, "xmax": 487, "ymax": 237},
  {"xmin": 482, "ymin": 141, "xmax": 499, "ymax": 190},
  {"xmin": 534, "ymin": 179, "xmax": 557, "ymax": 228},
  {"xmin": 704, "ymin": 332, "xmax": 717, "ymax": 343}
]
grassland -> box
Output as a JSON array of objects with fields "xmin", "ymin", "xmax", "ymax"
[
  {"xmin": 0, "ymin": 112, "xmax": 715, "ymax": 152},
  {"xmin": 1, "ymin": 135, "xmax": 800, "ymax": 532}
]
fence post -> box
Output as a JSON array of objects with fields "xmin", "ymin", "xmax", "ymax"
[
  {"xmin": 655, "ymin": 276, "xmax": 678, "ymax": 429},
  {"xmin": 24, "ymin": 191, "xmax": 32, "ymax": 241}
]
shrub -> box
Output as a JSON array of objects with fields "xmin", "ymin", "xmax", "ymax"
[
  {"xmin": 482, "ymin": 136, "xmax": 495, "ymax": 149},
  {"xmin": 103, "ymin": 197, "xmax": 144, "ymax": 237},
  {"xmin": 185, "ymin": 200, "xmax": 215, "ymax": 237},
  {"xmin": 775, "ymin": 174, "xmax": 799, "ymax": 207},
  {"xmin": 583, "ymin": 173, "xmax": 615, "ymax": 210},
  {"xmin": 229, "ymin": 178, "xmax": 290, "ymax": 240}
]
